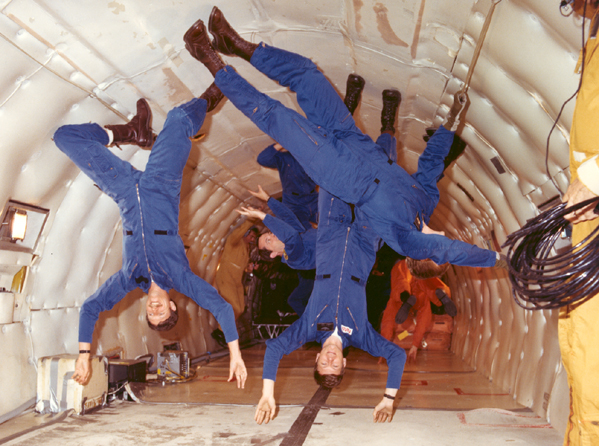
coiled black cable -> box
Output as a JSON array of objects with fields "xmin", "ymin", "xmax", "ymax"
[{"xmin": 502, "ymin": 197, "xmax": 599, "ymax": 310}]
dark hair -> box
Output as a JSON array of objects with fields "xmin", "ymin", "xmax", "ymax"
[
  {"xmin": 313, "ymin": 362, "xmax": 345, "ymax": 389},
  {"xmin": 406, "ymin": 257, "xmax": 450, "ymax": 279},
  {"xmin": 146, "ymin": 301, "xmax": 179, "ymax": 331},
  {"xmin": 244, "ymin": 226, "xmax": 260, "ymax": 238}
]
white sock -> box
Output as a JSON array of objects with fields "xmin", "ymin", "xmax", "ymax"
[{"xmin": 105, "ymin": 128, "xmax": 114, "ymax": 145}]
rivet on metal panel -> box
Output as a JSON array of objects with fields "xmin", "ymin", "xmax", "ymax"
[
  {"xmin": 16, "ymin": 29, "xmax": 25, "ymax": 37},
  {"xmin": 71, "ymin": 104, "xmax": 79, "ymax": 112}
]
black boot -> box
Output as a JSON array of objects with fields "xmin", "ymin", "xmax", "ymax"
[
  {"xmin": 208, "ymin": 6, "xmax": 258, "ymax": 61},
  {"xmin": 435, "ymin": 289, "xmax": 457, "ymax": 317},
  {"xmin": 200, "ymin": 82, "xmax": 224, "ymax": 113},
  {"xmin": 381, "ymin": 89, "xmax": 401, "ymax": 134},
  {"xmin": 395, "ymin": 293, "xmax": 416, "ymax": 324},
  {"xmin": 184, "ymin": 18, "xmax": 226, "ymax": 76},
  {"xmin": 344, "ymin": 74, "xmax": 365, "ymax": 115},
  {"xmin": 105, "ymin": 99, "xmax": 155, "ymax": 148}
]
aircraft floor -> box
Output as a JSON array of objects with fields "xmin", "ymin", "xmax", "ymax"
[{"xmin": 0, "ymin": 343, "xmax": 563, "ymax": 445}]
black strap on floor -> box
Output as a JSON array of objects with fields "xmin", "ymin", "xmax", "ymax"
[{"xmin": 280, "ymin": 386, "xmax": 331, "ymax": 446}]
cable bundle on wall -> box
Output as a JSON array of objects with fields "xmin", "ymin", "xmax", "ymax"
[{"xmin": 502, "ymin": 197, "xmax": 599, "ymax": 310}]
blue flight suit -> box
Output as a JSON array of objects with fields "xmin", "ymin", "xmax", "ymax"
[
  {"xmin": 257, "ymin": 144, "xmax": 318, "ymax": 231},
  {"xmin": 54, "ymin": 98, "xmax": 238, "ymax": 344},
  {"xmin": 263, "ymin": 197, "xmax": 316, "ymax": 271},
  {"xmin": 214, "ymin": 43, "xmax": 498, "ymax": 268},
  {"xmin": 262, "ymin": 197, "xmax": 316, "ymax": 316},
  {"xmin": 262, "ymin": 190, "xmax": 407, "ymax": 389},
  {"xmin": 257, "ymin": 145, "xmax": 319, "ymax": 315}
]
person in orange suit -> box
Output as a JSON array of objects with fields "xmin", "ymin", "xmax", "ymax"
[{"xmin": 380, "ymin": 258, "xmax": 455, "ymax": 361}]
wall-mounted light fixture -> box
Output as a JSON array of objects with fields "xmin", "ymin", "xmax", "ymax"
[{"xmin": 0, "ymin": 200, "xmax": 49, "ymax": 252}]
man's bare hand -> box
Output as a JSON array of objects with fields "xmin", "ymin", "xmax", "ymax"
[
  {"xmin": 248, "ymin": 185, "xmax": 270, "ymax": 202},
  {"xmin": 255, "ymin": 394, "xmax": 277, "ymax": 424},
  {"xmin": 407, "ymin": 345, "xmax": 418, "ymax": 362},
  {"xmin": 422, "ymin": 222, "xmax": 445, "ymax": 236},
  {"xmin": 72, "ymin": 355, "xmax": 91, "ymax": 385},
  {"xmin": 237, "ymin": 206, "xmax": 266, "ymax": 221},
  {"xmin": 228, "ymin": 355, "xmax": 247, "ymax": 389},
  {"xmin": 563, "ymin": 179, "xmax": 599, "ymax": 223},
  {"xmin": 373, "ymin": 398, "xmax": 394, "ymax": 423}
]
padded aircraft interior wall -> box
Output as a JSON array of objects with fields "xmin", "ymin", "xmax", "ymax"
[{"xmin": 0, "ymin": 0, "xmax": 580, "ymax": 433}]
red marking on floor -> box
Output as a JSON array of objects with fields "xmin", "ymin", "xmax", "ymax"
[
  {"xmin": 457, "ymin": 412, "xmax": 552, "ymax": 429},
  {"xmin": 454, "ymin": 388, "xmax": 509, "ymax": 396},
  {"xmin": 199, "ymin": 375, "xmax": 231, "ymax": 382}
]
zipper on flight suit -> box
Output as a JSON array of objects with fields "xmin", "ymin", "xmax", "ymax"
[
  {"xmin": 136, "ymin": 184, "xmax": 155, "ymax": 282},
  {"xmin": 334, "ymin": 226, "xmax": 351, "ymax": 327},
  {"xmin": 311, "ymin": 304, "xmax": 330, "ymax": 328},
  {"xmin": 346, "ymin": 307, "xmax": 359, "ymax": 331}
]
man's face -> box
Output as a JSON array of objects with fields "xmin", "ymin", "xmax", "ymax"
[
  {"xmin": 244, "ymin": 231, "xmax": 257, "ymax": 245},
  {"xmin": 146, "ymin": 284, "xmax": 176, "ymax": 325},
  {"xmin": 315, "ymin": 343, "xmax": 347, "ymax": 375},
  {"xmin": 258, "ymin": 232, "xmax": 285, "ymax": 258}
]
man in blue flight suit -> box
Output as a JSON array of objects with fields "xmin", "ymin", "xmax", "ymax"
[
  {"xmin": 254, "ymin": 189, "xmax": 407, "ymax": 424},
  {"xmin": 247, "ymin": 78, "xmax": 401, "ymax": 315},
  {"xmin": 255, "ymin": 142, "xmax": 319, "ymax": 315},
  {"xmin": 53, "ymin": 85, "xmax": 247, "ymax": 388},
  {"xmin": 183, "ymin": 8, "xmax": 504, "ymax": 270},
  {"xmin": 238, "ymin": 186, "xmax": 317, "ymax": 315}
]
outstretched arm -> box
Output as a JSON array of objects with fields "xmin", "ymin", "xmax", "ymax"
[
  {"xmin": 399, "ymin": 229, "xmax": 499, "ymax": 268},
  {"xmin": 248, "ymin": 185, "xmax": 271, "ymax": 202},
  {"xmin": 373, "ymin": 388, "xmax": 398, "ymax": 423},
  {"xmin": 227, "ymin": 339, "xmax": 247, "ymax": 389},
  {"xmin": 255, "ymin": 379, "xmax": 277, "ymax": 424},
  {"xmin": 237, "ymin": 206, "xmax": 267, "ymax": 221},
  {"xmin": 73, "ymin": 342, "xmax": 91, "ymax": 385}
]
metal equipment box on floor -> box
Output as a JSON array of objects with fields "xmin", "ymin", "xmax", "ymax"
[{"xmin": 36, "ymin": 354, "xmax": 108, "ymax": 415}]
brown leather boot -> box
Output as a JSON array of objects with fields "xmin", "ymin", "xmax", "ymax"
[
  {"xmin": 380, "ymin": 89, "xmax": 401, "ymax": 134},
  {"xmin": 184, "ymin": 18, "xmax": 226, "ymax": 76},
  {"xmin": 200, "ymin": 82, "xmax": 224, "ymax": 112},
  {"xmin": 105, "ymin": 99, "xmax": 155, "ymax": 148},
  {"xmin": 344, "ymin": 74, "xmax": 365, "ymax": 115},
  {"xmin": 208, "ymin": 6, "xmax": 258, "ymax": 61}
]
